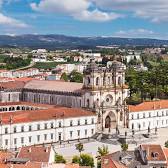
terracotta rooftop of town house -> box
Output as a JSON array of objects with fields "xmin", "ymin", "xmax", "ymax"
[
  {"xmin": 0, "ymin": 81, "xmax": 26, "ymax": 90},
  {"xmin": 101, "ymin": 154, "xmax": 127, "ymax": 168},
  {"xmin": 128, "ymin": 100, "xmax": 168, "ymax": 112},
  {"xmin": 12, "ymin": 162, "xmax": 42, "ymax": 168},
  {"xmin": 0, "ymin": 151, "xmax": 15, "ymax": 164},
  {"xmin": 48, "ymin": 164, "xmax": 81, "ymax": 168},
  {"xmin": 17, "ymin": 146, "xmax": 52, "ymax": 163},
  {"xmin": 24, "ymin": 80, "xmax": 83, "ymax": 93},
  {"xmin": 140, "ymin": 144, "xmax": 167, "ymax": 162},
  {"xmin": 0, "ymin": 105, "xmax": 96, "ymax": 125},
  {"xmin": 0, "ymin": 101, "xmax": 55, "ymax": 108},
  {"xmin": 13, "ymin": 77, "xmax": 36, "ymax": 82},
  {"xmin": 0, "ymin": 162, "xmax": 42, "ymax": 168}
]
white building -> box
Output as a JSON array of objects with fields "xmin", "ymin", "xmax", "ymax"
[
  {"xmin": 56, "ymin": 63, "xmax": 86, "ymax": 74},
  {"xmin": 0, "ymin": 60, "xmax": 129, "ymax": 132},
  {"xmin": 128, "ymin": 100, "xmax": 168, "ymax": 131},
  {"xmin": 0, "ymin": 102, "xmax": 96, "ymax": 150},
  {"xmin": 32, "ymin": 49, "xmax": 47, "ymax": 54},
  {"xmin": 0, "ymin": 68, "xmax": 40, "ymax": 78},
  {"xmin": 123, "ymin": 54, "xmax": 141, "ymax": 63},
  {"xmin": 12, "ymin": 68, "xmax": 40, "ymax": 78},
  {"xmin": 32, "ymin": 54, "xmax": 47, "ymax": 62}
]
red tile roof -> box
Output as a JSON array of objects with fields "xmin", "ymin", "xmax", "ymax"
[
  {"xmin": 0, "ymin": 81, "xmax": 25, "ymax": 90},
  {"xmin": 0, "ymin": 151, "xmax": 15, "ymax": 164},
  {"xmin": 101, "ymin": 154, "xmax": 127, "ymax": 168},
  {"xmin": 0, "ymin": 101, "xmax": 54, "ymax": 108},
  {"xmin": 141, "ymin": 144, "xmax": 166, "ymax": 162},
  {"xmin": 128, "ymin": 100, "xmax": 168, "ymax": 112},
  {"xmin": 13, "ymin": 78, "xmax": 35, "ymax": 82},
  {"xmin": 0, "ymin": 162, "xmax": 42, "ymax": 168},
  {"xmin": 17, "ymin": 146, "xmax": 52, "ymax": 163},
  {"xmin": 0, "ymin": 103, "xmax": 95, "ymax": 125}
]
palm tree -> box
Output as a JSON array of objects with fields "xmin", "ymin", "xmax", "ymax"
[
  {"xmin": 97, "ymin": 145, "xmax": 109, "ymax": 160},
  {"xmin": 97, "ymin": 145, "xmax": 109, "ymax": 168}
]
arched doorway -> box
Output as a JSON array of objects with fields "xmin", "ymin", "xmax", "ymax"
[
  {"xmin": 105, "ymin": 112, "xmax": 116, "ymax": 129},
  {"xmin": 105, "ymin": 116, "xmax": 111, "ymax": 128}
]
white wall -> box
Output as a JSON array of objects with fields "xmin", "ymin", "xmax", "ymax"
[
  {"xmin": 0, "ymin": 116, "xmax": 96, "ymax": 149},
  {"xmin": 129, "ymin": 109, "xmax": 168, "ymax": 130}
]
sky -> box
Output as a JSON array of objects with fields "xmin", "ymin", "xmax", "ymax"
[{"xmin": 0, "ymin": 0, "xmax": 168, "ymax": 39}]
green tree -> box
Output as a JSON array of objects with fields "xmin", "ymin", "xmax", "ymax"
[
  {"xmin": 75, "ymin": 143, "xmax": 84, "ymax": 155},
  {"xmin": 97, "ymin": 145, "xmax": 109, "ymax": 159},
  {"xmin": 69, "ymin": 70, "xmax": 83, "ymax": 83},
  {"xmin": 72, "ymin": 155, "xmax": 80, "ymax": 164},
  {"xmin": 55, "ymin": 153, "xmax": 66, "ymax": 163},
  {"xmin": 97, "ymin": 145, "xmax": 109, "ymax": 168},
  {"xmin": 121, "ymin": 143, "xmax": 128, "ymax": 151},
  {"xmin": 72, "ymin": 154, "xmax": 94, "ymax": 168},
  {"xmin": 165, "ymin": 141, "xmax": 168, "ymax": 148},
  {"xmin": 61, "ymin": 72, "xmax": 68, "ymax": 81}
]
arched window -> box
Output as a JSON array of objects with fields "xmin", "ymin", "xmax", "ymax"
[{"xmin": 96, "ymin": 77, "xmax": 99, "ymax": 86}]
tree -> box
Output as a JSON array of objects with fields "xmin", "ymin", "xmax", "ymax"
[
  {"xmin": 72, "ymin": 155, "xmax": 80, "ymax": 164},
  {"xmin": 165, "ymin": 141, "xmax": 168, "ymax": 148},
  {"xmin": 72, "ymin": 154, "xmax": 94, "ymax": 168},
  {"xmin": 69, "ymin": 70, "xmax": 83, "ymax": 83},
  {"xmin": 55, "ymin": 153, "xmax": 66, "ymax": 163},
  {"xmin": 97, "ymin": 145, "xmax": 109, "ymax": 168},
  {"xmin": 121, "ymin": 143, "xmax": 128, "ymax": 151},
  {"xmin": 61, "ymin": 72, "xmax": 68, "ymax": 81},
  {"xmin": 75, "ymin": 143, "xmax": 84, "ymax": 155},
  {"xmin": 97, "ymin": 145, "xmax": 109, "ymax": 159}
]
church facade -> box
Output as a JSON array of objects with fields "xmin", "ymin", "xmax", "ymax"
[{"xmin": 0, "ymin": 61, "xmax": 129, "ymax": 132}]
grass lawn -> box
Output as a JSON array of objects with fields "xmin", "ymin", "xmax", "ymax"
[
  {"xmin": 33, "ymin": 62, "xmax": 64, "ymax": 69},
  {"xmin": 33, "ymin": 61, "xmax": 79, "ymax": 70}
]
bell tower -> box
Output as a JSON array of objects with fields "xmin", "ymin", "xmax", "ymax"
[{"xmin": 82, "ymin": 59, "xmax": 129, "ymax": 131}]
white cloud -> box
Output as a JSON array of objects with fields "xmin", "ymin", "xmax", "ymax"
[
  {"xmin": 74, "ymin": 9, "xmax": 123, "ymax": 22},
  {"xmin": 115, "ymin": 29, "xmax": 155, "ymax": 38},
  {"xmin": 92, "ymin": 0, "xmax": 168, "ymax": 22},
  {"xmin": 0, "ymin": 13, "xmax": 28, "ymax": 28},
  {"xmin": 0, "ymin": 0, "xmax": 28, "ymax": 28},
  {"xmin": 30, "ymin": 0, "xmax": 123, "ymax": 22}
]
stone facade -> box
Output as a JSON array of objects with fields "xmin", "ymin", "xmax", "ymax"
[
  {"xmin": 82, "ymin": 60, "xmax": 129, "ymax": 131},
  {"xmin": 0, "ymin": 60, "xmax": 129, "ymax": 132}
]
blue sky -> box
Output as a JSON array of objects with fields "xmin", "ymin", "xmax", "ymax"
[{"xmin": 0, "ymin": 0, "xmax": 168, "ymax": 39}]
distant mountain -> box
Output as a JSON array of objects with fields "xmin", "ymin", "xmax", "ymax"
[{"xmin": 0, "ymin": 34, "xmax": 168, "ymax": 49}]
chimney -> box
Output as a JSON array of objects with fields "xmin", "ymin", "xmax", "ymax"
[
  {"xmin": 153, "ymin": 103, "xmax": 156, "ymax": 110},
  {"xmin": 28, "ymin": 148, "xmax": 31, "ymax": 153},
  {"xmin": 45, "ymin": 147, "xmax": 48, "ymax": 153}
]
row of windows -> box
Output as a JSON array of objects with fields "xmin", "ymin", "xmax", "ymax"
[
  {"xmin": 4, "ymin": 129, "xmax": 94, "ymax": 146},
  {"xmin": 4, "ymin": 119, "xmax": 95, "ymax": 134},
  {"xmin": 131, "ymin": 110, "xmax": 168, "ymax": 119},
  {"xmin": 132, "ymin": 119, "xmax": 168, "ymax": 129},
  {"xmin": 5, "ymin": 133, "xmax": 54, "ymax": 146}
]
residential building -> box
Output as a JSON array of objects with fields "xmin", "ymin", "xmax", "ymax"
[{"xmin": 101, "ymin": 144, "xmax": 168, "ymax": 168}]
